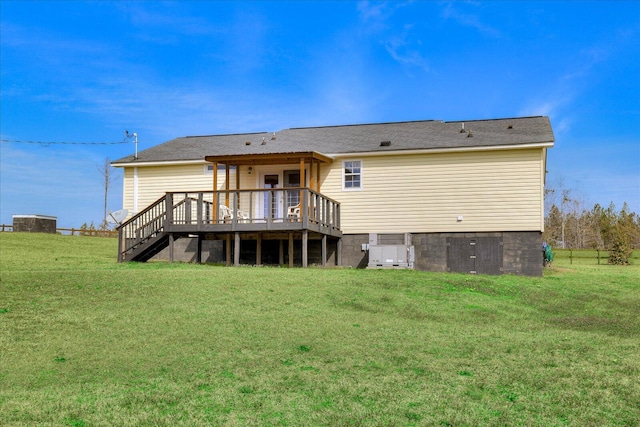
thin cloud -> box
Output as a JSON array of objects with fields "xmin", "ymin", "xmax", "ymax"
[
  {"xmin": 357, "ymin": 1, "xmax": 413, "ymax": 22},
  {"xmin": 384, "ymin": 25, "xmax": 430, "ymax": 72},
  {"xmin": 355, "ymin": 3, "xmax": 430, "ymax": 72},
  {"xmin": 117, "ymin": 2, "xmax": 220, "ymax": 37},
  {"xmin": 440, "ymin": 2, "xmax": 501, "ymax": 38},
  {"xmin": 0, "ymin": 22, "xmax": 108, "ymax": 57},
  {"xmin": 562, "ymin": 26, "xmax": 639, "ymax": 82},
  {"xmin": 519, "ymin": 96, "xmax": 574, "ymax": 134}
]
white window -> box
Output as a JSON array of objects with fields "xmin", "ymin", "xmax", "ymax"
[
  {"xmin": 343, "ymin": 160, "xmax": 362, "ymax": 190},
  {"xmin": 205, "ymin": 164, "xmax": 235, "ymax": 174}
]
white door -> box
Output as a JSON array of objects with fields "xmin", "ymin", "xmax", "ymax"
[
  {"xmin": 283, "ymin": 170, "xmax": 301, "ymax": 211},
  {"xmin": 261, "ymin": 172, "xmax": 281, "ymax": 220},
  {"xmin": 258, "ymin": 168, "xmax": 308, "ymax": 220}
]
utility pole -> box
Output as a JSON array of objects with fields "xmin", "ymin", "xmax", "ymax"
[{"xmin": 99, "ymin": 157, "xmax": 113, "ymax": 229}]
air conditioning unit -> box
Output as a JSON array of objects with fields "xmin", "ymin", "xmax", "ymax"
[{"xmin": 367, "ymin": 233, "xmax": 415, "ymax": 269}]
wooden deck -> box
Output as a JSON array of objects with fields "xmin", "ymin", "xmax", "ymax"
[{"xmin": 117, "ymin": 189, "xmax": 342, "ymax": 266}]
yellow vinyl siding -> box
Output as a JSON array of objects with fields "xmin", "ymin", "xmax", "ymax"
[
  {"xmin": 321, "ymin": 149, "xmax": 544, "ymax": 234},
  {"xmin": 121, "ymin": 164, "xmax": 232, "ymax": 216},
  {"xmin": 122, "ymin": 167, "xmax": 134, "ymax": 214},
  {"xmin": 119, "ymin": 148, "xmax": 544, "ymax": 233}
]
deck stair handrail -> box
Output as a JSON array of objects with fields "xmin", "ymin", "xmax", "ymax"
[{"xmin": 117, "ymin": 195, "xmax": 167, "ymax": 261}]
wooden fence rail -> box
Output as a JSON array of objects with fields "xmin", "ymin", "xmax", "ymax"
[
  {"xmin": 553, "ymin": 249, "xmax": 637, "ymax": 265},
  {"xmin": 0, "ymin": 224, "xmax": 117, "ymax": 238}
]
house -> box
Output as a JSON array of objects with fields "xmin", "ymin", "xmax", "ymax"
[{"xmin": 111, "ymin": 116, "xmax": 554, "ymax": 276}]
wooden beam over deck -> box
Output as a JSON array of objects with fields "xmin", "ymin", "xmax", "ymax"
[{"xmin": 205, "ymin": 151, "xmax": 333, "ymax": 166}]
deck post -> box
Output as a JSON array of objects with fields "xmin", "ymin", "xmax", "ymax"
[
  {"xmin": 196, "ymin": 234, "xmax": 202, "ymax": 264},
  {"xmin": 225, "ymin": 165, "xmax": 230, "ymax": 207},
  {"xmin": 118, "ymin": 228, "xmax": 124, "ymax": 262},
  {"xmin": 213, "ymin": 162, "xmax": 218, "ymax": 223},
  {"xmin": 185, "ymin": 197, "xmax": 192, "ymax": 224},
  {"xmin": 234, "ymin": 232, "xmax": 240, "ymax": 266},
  {"xmin": 197, "ymin": 193, "xmax": 203, "ymax": 229},
  {"xmin": 226, "ymin": 234, "xmax": 231, "ymax": 266},
  {"xmin": 302, "ymin": 190, "xmax": 309, "ymax": 229},
  {"xmin": 279, "ymin": 240, "xmax": 284, "ymax": 265},
  {"xmin": 322, "ymin": 234, "xmax": 327, "ymax": 267},
  {"xmin": 169, "ymin": 233, "xmax": 174, "ymax": 263},
  {"xmin": 337, "ymin": 237, "xmax": 342, "ymax": 266},
  {"xmin": 288, "ymin": 233, "xmax": 294, "ymax": 268},
  {"xmin": 302, "ymin": 230, "xmax": 308, "ymax": 268},
  {"xmin": 256, "ymin": 234, "xmax": 262, "ymax": 266},
  {"xmin": 165, "ymin": 193, "xmax": 173, "ymax": 231},
  {"xmin": 299, "ymin": 158, "xmax": 305, "ymax": 215}
]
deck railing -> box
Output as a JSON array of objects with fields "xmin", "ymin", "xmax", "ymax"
[
  {"xmin": 117, "ymin": 188, "xmax": 340, "ymax": 261},
  {"xmin": 167, "ymin": 188, "xmax": 340, "ymax": 230},
  {"xmin": 117, "ymin": 195, "xmax": 167, "ymax": 262}
]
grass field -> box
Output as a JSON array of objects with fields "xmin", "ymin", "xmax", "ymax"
[{"xmin": 1, "ymin": 233, "xmax": 638, "ymax": 426}]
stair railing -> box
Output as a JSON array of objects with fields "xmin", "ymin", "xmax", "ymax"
[{"xmin": 117, "ymin": 195, "xmax": 167, "ymax": 262}]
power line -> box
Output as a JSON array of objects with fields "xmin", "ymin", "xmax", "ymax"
[{"xmin": 0, "ymin": 139, "xmax": 130, "ymax": 146}]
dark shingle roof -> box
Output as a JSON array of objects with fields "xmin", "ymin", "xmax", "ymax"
[{"xmin": 112, "ymin": 116, "xmax": 554, "ymax": 165}]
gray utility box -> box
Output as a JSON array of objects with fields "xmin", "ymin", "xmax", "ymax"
[
  {"xmin": 12, "ymin": 215, "xmax": 57, "ymax": 233},
  {"xmin": 367, "ymin": 233, "xmax": 415, "ymax": 269}
]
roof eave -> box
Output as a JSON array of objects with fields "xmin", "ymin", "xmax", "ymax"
[
  {"xmin": 326, "ymin": 141, "xmax": 555, "ymax": 158},
  {"xmin": 204, "ymin": 151, "xmax": 333, "ymax": 165},
  {"xmin": 112, "ymin": 141, "xmax": 553, "ymax": 168}
]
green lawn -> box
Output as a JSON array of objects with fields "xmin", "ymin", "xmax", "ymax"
[{"xmin": 1, "ymin": 233, "xmax": 639, "ymax": 426}]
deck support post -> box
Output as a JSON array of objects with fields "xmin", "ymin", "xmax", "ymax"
[
  {"xmin": 118, "ymin": 230, "xmax": 124, "ymax": 262},
  {"xmin": 169, "ymin": 233, "xmax": 174, "ymax": 263},
  {"xmin": 288, "ymin": 233, "xmax": 294, "ymax": 268},
  {"xmin": 302, "ymin": 230, "xmax": 308, "ymax": 268},
  {"xmin": 337, "ymin": 237, "xmax": 342, "ymax": 266},
  {"xmin": 196, "ymin": 234, "xmax": 202, "ymax": 264},
  {"xmin": 279, "ymin": 240, "xmax": 284, "ymax": 265},
  {"xmin": 197, "ymin": 193, "xmax": 203, "ymax": 229},
  {"xmin": 234, "ymin": 232, "xmax": 240, "ymax": 266},
  {"xmin": 256, "ymin": 234, "xmax": 262, "ymax": 266},
  {"xmin": 322, "ymin": 234, "xmax": 327, "ymax": 267},
  {"xmin": 226, "ymin": 234, "xmax": 231, "ymax": 266}
]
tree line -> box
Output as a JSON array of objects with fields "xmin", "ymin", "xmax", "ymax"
[{"xmin": 543, "ymin": 187, "xmax": 639, "ymax": 255}]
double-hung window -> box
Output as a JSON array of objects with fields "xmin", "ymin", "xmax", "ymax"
[{"xmin": 343, "ymin": 160, "xmax": 362, "ymax": 190}]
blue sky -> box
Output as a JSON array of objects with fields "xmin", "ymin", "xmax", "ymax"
[{"xmin": 1, "ymin": 1, "xmax": 639, "ymax": 228}]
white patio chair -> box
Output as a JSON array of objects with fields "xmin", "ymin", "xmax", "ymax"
[
  {"xmin": 220, "ymin": 205, "xmax": 250, "ymax": 223},
  {"xmin": 287, "ymin": 203, "xmax": 301, "ymax": 221},
  {"xmin": 219, "ymin": 205, "xmax": 233, "ymax": 222},
  {"xmin": 236, "ymin": 209, "xmax": 250, "ymax": 222}
]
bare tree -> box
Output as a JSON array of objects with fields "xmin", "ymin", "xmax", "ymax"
[{"xmin": 99, "ymin": 157, "xmax": 113, "ymax": 230}]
